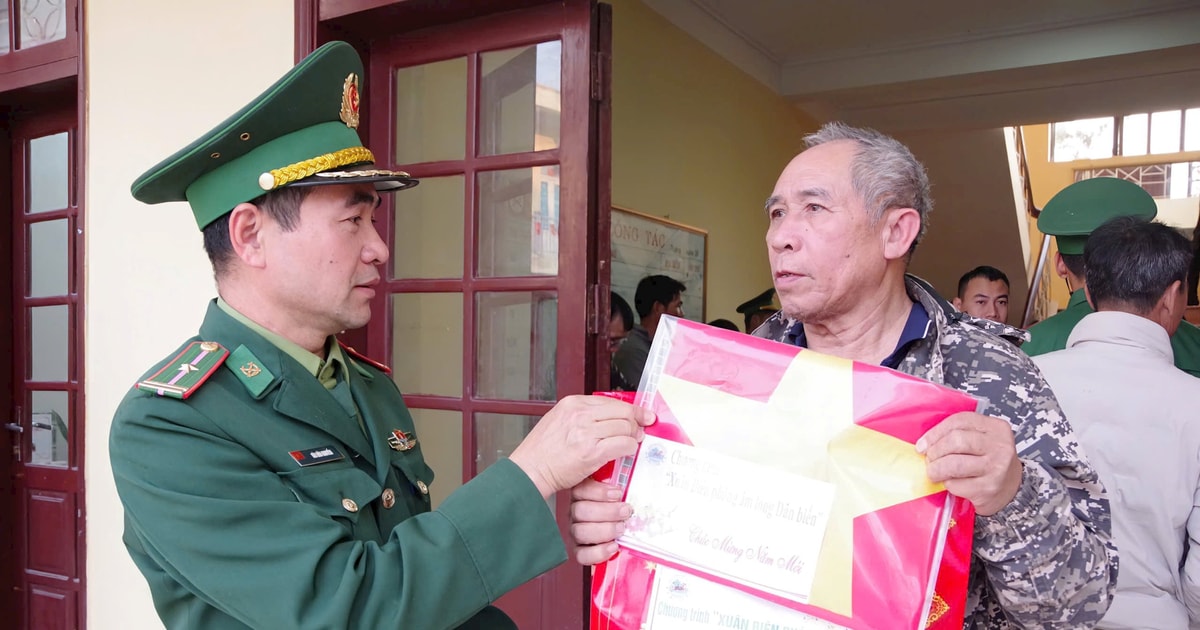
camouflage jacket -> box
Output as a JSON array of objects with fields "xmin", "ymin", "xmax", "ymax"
[{"xmin": 753, "ymin": 275, "xmax": 1116, "ymax": 629}]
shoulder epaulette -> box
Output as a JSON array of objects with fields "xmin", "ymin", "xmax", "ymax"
[
  {"xmin": 136, "ymin": 341, "xmax": 229, "ymax": 399},
  {"xmin": 339, "ymin": 341, "xmax": 392, "ymax": 374}
]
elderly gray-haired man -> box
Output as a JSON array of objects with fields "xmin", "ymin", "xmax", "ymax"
[{"xmin": 570, "ymin": 122, "xmax": 1116, "ymax": 628}]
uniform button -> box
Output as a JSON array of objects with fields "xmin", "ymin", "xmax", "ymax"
[
  {"xmin": 342, "ymin": 497, "xmax": 359, "ymax": 513},
  {"xmin": 381, "ymin": 488, "xmax": 396, "ymax": 509},
  {"xmin": 416, "ymin": 480, "xmax": 429, "ymax": 495}
]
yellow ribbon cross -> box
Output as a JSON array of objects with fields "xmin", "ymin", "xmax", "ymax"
[{"xmin": 655, "ymin": 350, "xmax": 942, "ymax": 616}]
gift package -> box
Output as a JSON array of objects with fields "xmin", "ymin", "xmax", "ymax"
[{"xmin": 592, "ymin": 316, "xmax": 980, "ymax": 629}]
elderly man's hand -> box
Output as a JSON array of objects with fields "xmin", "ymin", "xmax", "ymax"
[
  {"xmin": 569, "ymin": 478, "xmax": 631, "ymax": 565},
  {"xmin": 509, "ymin": 395, "xmax": 654, "ymax": 499},
  {"xmin": 917, "ymin": 411, "xmax": 1024, "ymax": 516}
]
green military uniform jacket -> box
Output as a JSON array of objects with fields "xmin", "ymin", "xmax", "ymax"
[
  {"xmin": 110, "ymin": 300, "xmax": 566, "ymax": 629},
  {"xmin": 1024, "ymin": 289, "xmax": 1200, "ymax": 377}
]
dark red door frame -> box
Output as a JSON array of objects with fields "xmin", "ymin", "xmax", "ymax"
[
  {"xmin": 297, "ymin": 1, "xmax": 611, "ymax": 626},
  {"xmin": 1, "ymin": 1, "xmax": 86, "ymax": 626}
]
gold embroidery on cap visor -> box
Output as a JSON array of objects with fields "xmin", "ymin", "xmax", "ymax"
[
  {"xmin": 257, "ymin": 146, "xmax": 376, "ymax": 191},
  {"xmin": 310, "ymin": 169, "xmax": 413, "ymax": 181}
]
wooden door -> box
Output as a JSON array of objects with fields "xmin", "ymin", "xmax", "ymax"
[
  {"xmin": 364, "ymin": 1, "xmax": 611, "ymax": 626},
  {"xmin": 4, "ymin": 106, "xmax": 86, "ymax": 630}
]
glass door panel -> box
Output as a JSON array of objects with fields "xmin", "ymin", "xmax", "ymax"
[
  {"xmin": 477, "ymin": 167, "xmax": 559, "ymax": 277},
  {"xmin": 391, "ymin": 293, "xmax": 463, "ymax": 397},
  {"xmin": 28, "ymin": 305, "xmax": 68, "ymax": 382},
  {"xmin": 17, "ymin": 0, "xmax": 67, "ymax": 49},
  {"xmin": 393, "ymin": 57, "xmax": 467, "ymax": 165},
  {"xmin": 408, "ymin": 408, "xmax": 462, "ymax": 509},
  {"xmin": 27, "ymin": 132, "xmax": 67, "ymax": 213},
  {"xmin": 27, "ymin": 219, "xmax": 67, "ymax": 297},
  {"xmin": 393, "ymin": 175, "xmax": 465, "ymax": 279},
  {"xmin": 479, "ymin": 42, "xmax": 561, "ymax": 155},
  {"xmin": 28, "ymin": 390, "xmax": 68, "ymax": 468},
  {"xmin": 474, "ymin": 411, "xmax": 536, "ymax": 470}
]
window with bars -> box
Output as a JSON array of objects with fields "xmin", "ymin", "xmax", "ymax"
[
  {"xmin": 1075, "ymin": 161, "xmax": 1200, "ymax": 199},
  {"xmin": 1051, "ymin": 108, "xmax": 1200, "ymax": 162}
]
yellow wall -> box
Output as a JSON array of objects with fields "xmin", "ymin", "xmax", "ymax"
[
  {"xmin": 1021, "ymin": 125, "xmax": 1071, "ymax": 311},
  {"xmin": 84, "ymin": 2, "xmax": 294, "ymax": 628},
  {"xmin": 609, "ymin": 0, "xmax": 814, "ymax": 326}
]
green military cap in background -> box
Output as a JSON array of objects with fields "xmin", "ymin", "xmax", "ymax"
[
  {"xmin": 1037, "ymin": 177, "xmax": 1157, "ymax": 255},
  {"xmin": 131, "ymin": 41, "xmax": 417, "ymax": 230},
  {"xmin": 736, "ymin": 287, "xmax": 779, "ymax": 315}
]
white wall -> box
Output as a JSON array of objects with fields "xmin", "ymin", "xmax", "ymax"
[
  {"xmin": 84, "ymin": 3, "xmax": 293, "ymax": 627},
  {"xmin": 1157, "ymin": 196, "xmax": 1200, "ymax": 231}
]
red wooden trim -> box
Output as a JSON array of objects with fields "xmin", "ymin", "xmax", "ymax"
[
  {"xmin": 0, "ymin": 0, "xmax": 79, "ymax": 84},
  {"xmin": 383, "ymin": 277, "xmax": 563, "ymax": 293},
  {"xmin": 3, "ymin": 0, "xmax": 12, "ymax": 51},
  {"xmin": 0, "ymin": 56, "xmax": 76, "ymax": 94},
  {"xmin": 319, "ymin": 0, "xmax": 394, "ymax": 21},
  {"xmin": 0, "ymin": 108, "xmax": 15, "ymax": 627},
  {"xmin": 295, "ymin": 0, "xmax": 320, "ymax": 62},
  {"xmin": 382, "ymin": 278, "xmax": 468, "ymax": 293},
  {"xmin": 547, "ymin": 4, "xmax": 600, "ymax": 626},
  {"xmin": 397, "ymin": 150, "xmax": 560, "ymax": 176},
  {"xmin": 21, "ymin": 207, "xmax": 71, "ymax": 221},
  {"xmin": 320, "ymin": 0, "xmax": 555, "ymax": 36},
  {"xmin": 462, "ymin": 48, "xmax": 479, "ymax": 483},
  {"xmin": 21, "ymin": 295, "xmax": 74, "ymax": 308},
  {"xmin": 361, "ymin": 26, "xmax": 391, "ymax": 384},
  {"xmin": 592, "ymin": 2, "xmax": 613, "ymax": 390}
]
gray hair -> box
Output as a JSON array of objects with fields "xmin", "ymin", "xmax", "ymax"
[{"xmin": 803, "ymin": 122, "xmax": 933, "ymax": 255}]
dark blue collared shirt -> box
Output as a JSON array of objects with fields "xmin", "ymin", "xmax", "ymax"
[{"xmin": 783, "ymin": 301, "xmax": 931, "ymax": 369}]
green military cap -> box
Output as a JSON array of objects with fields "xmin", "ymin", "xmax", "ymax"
[
  {"xmin": 736, "ymin": 287, "xmax": 779, "ymax": 315},
  {"xmin": 1037, "ymin": 177, "xmax": 1157, "ymax": 255},
  {"xmin": 131, "ymin": 41, "xmax": 417, "ymax": 230}
]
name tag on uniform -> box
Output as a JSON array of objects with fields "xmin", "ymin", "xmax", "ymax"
[{"xmin": 289, "ymin": 445, "xmax": 345, "ymax": 467}]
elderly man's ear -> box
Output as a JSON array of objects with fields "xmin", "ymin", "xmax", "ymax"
[{"xmin": 880, "ymin": 207, "xmax": 921, "ymax": 261}]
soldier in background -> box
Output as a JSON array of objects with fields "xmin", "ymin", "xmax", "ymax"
[
  {"xmin": 735, "ymin": 287, "xmax": 779, "ymax": 333},
  {"xmin": 1024, "ymin": 177, "xmax": 1200, "ymax": 376}
]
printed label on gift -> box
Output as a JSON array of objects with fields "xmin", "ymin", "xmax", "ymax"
[
  {"xmin": 621, "ymin": 436, "xmax": 836, "ymax": 604},
  {"xmin": 644, "ymin": 566, "xmax": 848, "ymax": 630}
]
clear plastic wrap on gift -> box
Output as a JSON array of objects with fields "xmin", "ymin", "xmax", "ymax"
[{"xmin": 591, "ymin": 316, "xmax": 979, "ymax": 630}]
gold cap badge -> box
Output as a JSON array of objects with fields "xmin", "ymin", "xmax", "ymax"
[{"xmin": 340, "ymin": 73, "xmax": 360, "ymax": 129}]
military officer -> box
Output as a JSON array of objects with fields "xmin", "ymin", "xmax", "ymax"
[
  {"xmin": 109, "ymin": 41, "xmax": 652, "ymax": 630},
  {"xmin": 1024, "ymin": 177, "xmax": 1200, "ymax": 376},
  {"xmin": 735, "ymin": 287, "xmax": 779, "ymax": 333}
]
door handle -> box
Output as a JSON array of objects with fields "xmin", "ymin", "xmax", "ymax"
[{"xmin": 4, "ymin": 423, "xmax": 22, "ymax": 433}]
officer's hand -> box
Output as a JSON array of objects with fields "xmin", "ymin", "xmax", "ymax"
[
  {"xmin": 569, "ymin": 478, "xmax": 630, "ymax": 565},
  {"xmin": 917, "ymin": 411, "xmax": 1024, "ymax": 516},
  {"xmin": 510, "ymin": 395, "xmax": 654, "ymax": 499}
]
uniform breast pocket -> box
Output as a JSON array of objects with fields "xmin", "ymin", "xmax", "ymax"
[
  {"xmin": 387, "ymin": 446, "xmax": 437, "ymax": 511},
  {"xmin": 279, "ymin": 465, "xmax": 382, "ymax": 533}
]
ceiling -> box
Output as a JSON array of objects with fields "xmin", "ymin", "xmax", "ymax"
[
  {"xmin": 644, "ymin": 0, "xmax": 1200, "ymax": 131},
  {"xmin": 641, "ymin": 0, "xmax": 1200, "ymax": 322}
]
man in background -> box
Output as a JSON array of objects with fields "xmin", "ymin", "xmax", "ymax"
[
  {"xmin": 1034, "ymin": 217, "xmax": 1200, "ymax": 628},
  {"xmin": 952, "ymin": 265, "xmax": 1010, "ymax": 323},
  {"xmin": 612, "ymin": 274, "xmax": 685, "ymax": 389},
  {"xmin": 1024, "ymin": 177, "xmax": 1200, "ymax": 376},
  {"xmin": 608, "ymin": 292, "xmax": 634, "ymax": 389}
]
